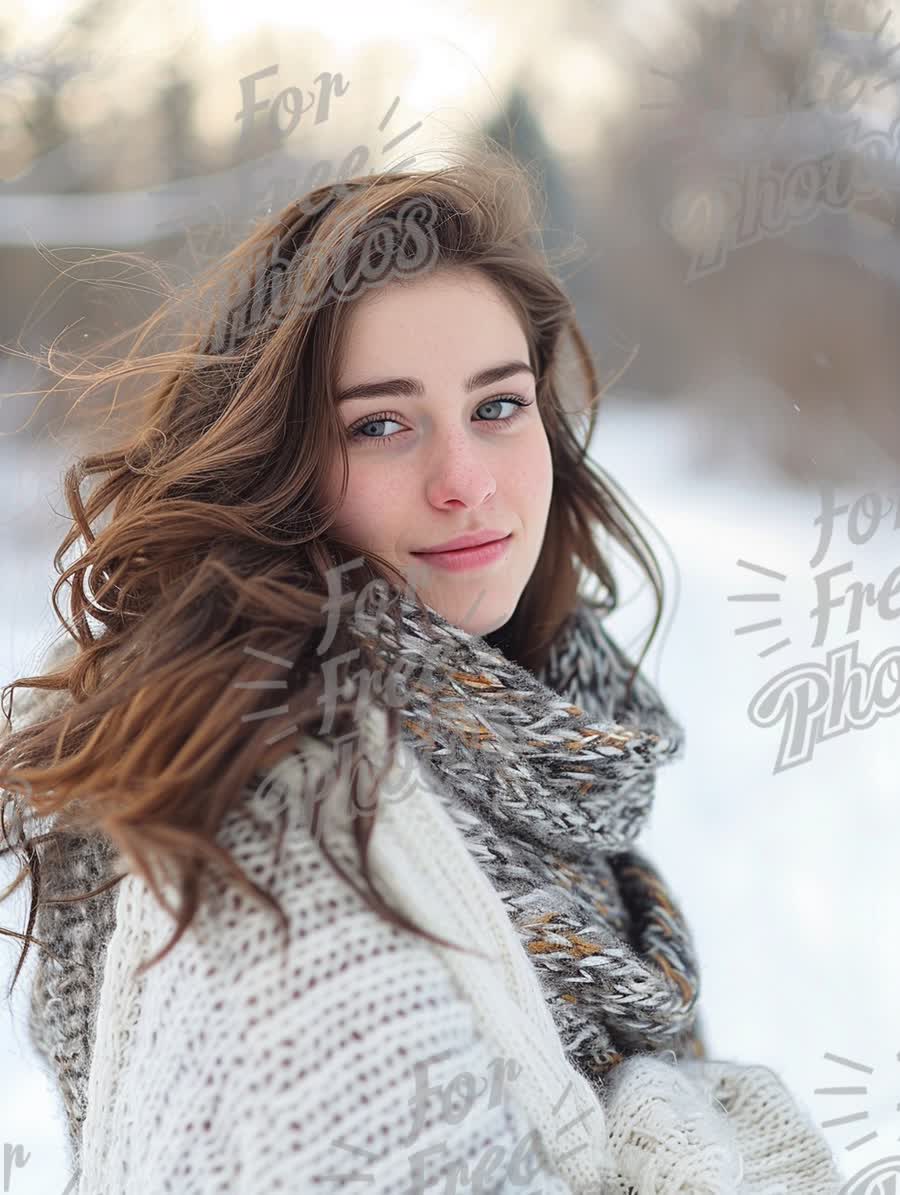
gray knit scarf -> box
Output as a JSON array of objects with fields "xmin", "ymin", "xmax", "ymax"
[
  {"xmin": 16, "ymin": 589, "xmax": 706, "ymax": 1176},
  {"xmin": 338, "ymin": 588, "xmax": 708, "ymax": 1090}
]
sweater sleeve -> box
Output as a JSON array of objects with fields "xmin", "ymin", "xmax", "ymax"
[
  {"xmin": 600, "ymin": 1053, "xmax": 845, "ymax": 1194},
  {"xmin": 74, "ymin": 748, "xmax": 583, "ymax": 1195}
]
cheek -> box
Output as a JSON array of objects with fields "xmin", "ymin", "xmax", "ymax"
[
  {"xmin": 327, "ymin": 457, "xmax": 405, "ymax": 548},
  {"xmin": 509, "ymin": 425, "xmax": 554, "ymax": 517}
]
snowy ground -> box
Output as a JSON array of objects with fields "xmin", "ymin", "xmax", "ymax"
[
  {"xmin": 599, "ymin": 390, "xmax": 900, "ymax": 1190},
  {"xmin": 1, "ymin": 393, "xmax": 898, "ymax": 1192}
]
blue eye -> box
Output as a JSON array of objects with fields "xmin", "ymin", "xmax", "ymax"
[{"xmin": 347, "ymin": 395, "xmax": 533, "ymax": 447}]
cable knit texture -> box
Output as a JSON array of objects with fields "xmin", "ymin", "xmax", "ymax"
[{"xmin": 6, "ymin": 592, "xmax": 844, "ymax": 1193}]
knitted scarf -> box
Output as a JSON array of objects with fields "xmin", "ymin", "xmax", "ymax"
[
  {"xmin": 17, "ymin": 587, "xmax": 706, "ymax": 1172},
  {"xmin": 336, "ymin": 587, "xmax": 708, "ymax": 1090}
]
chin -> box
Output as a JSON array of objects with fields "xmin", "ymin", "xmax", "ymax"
[
  {"xmin": 467, "ymin": 611, "xmax": 514, "ymax": 638},
  {"xmin": 429, "ymin": 592, "xmax": 517, "ymax": 639}
]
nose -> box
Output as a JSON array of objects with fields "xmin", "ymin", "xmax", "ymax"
[{"xmin": 423, "ymin": 429, "xmax": 497, "ymax": 510}]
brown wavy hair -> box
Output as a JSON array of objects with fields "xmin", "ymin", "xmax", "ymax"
[{"xmin": 0, "ymin": 143, "xmax": 669, "ymax": 996}]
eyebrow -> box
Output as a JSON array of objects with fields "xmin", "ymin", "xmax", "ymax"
[{"xmin": 335, "ymin": 360, "xmax": 535, "ymax": 404}]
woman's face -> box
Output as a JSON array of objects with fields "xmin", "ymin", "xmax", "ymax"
[{"xmin": 325, "ymin": 266, "xmax": 554, "ymax": 637}]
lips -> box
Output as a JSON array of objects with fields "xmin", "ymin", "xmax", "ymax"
[
  {"xmin": 411, "ymin": 529, "xmax": 510, "ymax": 554},
  {"xmin": 408, "ymin": 532, "xmax": 513, "ymax": 573}
]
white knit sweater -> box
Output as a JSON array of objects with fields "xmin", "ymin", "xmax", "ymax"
[{"xmin": 71, "ymin": 701, "xmax": 843, "ymax": 1194}]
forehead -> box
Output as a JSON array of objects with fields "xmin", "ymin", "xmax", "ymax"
[{"xmin": 336, "ymin": 268, "xmax": 528, "ymax": 382}]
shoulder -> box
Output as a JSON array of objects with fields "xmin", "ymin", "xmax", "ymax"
[
  {"xmin": 77, "ymin": 727, "xmax": 576, "ymax": 1193},
  {"xmin": 93, "ymin": 708, "xmax": 458, "ymax": 1026}
]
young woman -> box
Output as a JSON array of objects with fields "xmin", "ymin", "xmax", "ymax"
[{"xmin": 0, "ymin": 148, "xmax": 842, "ymax": 1193}]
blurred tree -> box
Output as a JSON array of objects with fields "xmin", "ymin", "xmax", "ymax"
[
  {"xmin": 156, "ymin": 64, "xmax": 198, "ymax": 183},
  {"xmin": 483, "ymin": 81, "xmax": 577, "ymax": 262},
  {"xmin": 480, "ymin": 80, "xmax": 638, "ymax": 390}
]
